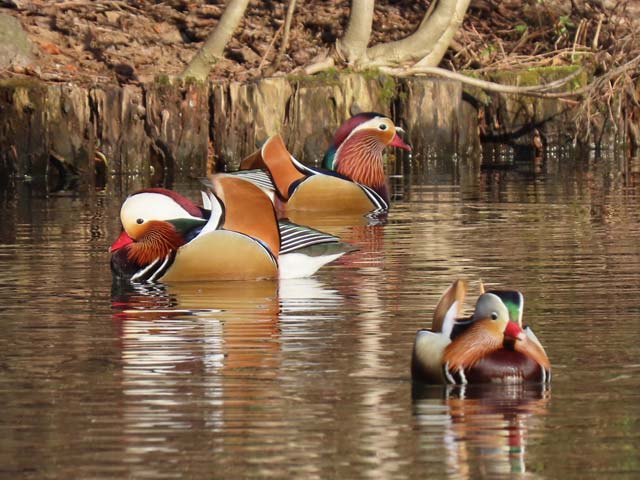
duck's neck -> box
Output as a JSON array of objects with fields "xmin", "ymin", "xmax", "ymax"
[{"xmin": 334, "ymin": 131, "xmax": 388, "ymax": 201}]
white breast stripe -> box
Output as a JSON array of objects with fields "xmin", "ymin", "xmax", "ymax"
[
  {"xmin": 443, "ymin": 362, "xmax": 456, "ymax": 384},
  {"xmin": 199, "ymin": 191, "xmax": 224, "ymax": 236},
  {"xmin": 131, "ymin": 258, "xmax": 160, "ymax": 282},
  {"xmin": 148, "ymin": 254, "xmax": 171, "ymax": 282},
  {"xmin": 359, "ymin": 184, "xmax": 388, "ymax": 211},
  {"xmin": 458, "ymin": 368, "xmax": 468, "ymax": 385}
]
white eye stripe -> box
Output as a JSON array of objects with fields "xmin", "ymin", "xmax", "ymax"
[
  {"xmin": 121, "ymin": 193, "xmax": 201, "ymax": 232},
  {"xmin": 351, "ymin": 116, "xmax": 390, "ymax": 134}
]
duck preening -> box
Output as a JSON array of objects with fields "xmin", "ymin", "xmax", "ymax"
[
  {"xmin": 235, "ymin": 112, "xmax": 411, "ymax": 216},
  {"xmin": 411, "ymin": 280, "xmax": 551, "ymax": 385},
  {"xmin": 110, "ymin": 175, "xmax": 356, "ymax": 282}
]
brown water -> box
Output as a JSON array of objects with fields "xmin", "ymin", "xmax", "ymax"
[{"xmin": 1, "ymin": 147, "xmax": 639, "ymax": 479}]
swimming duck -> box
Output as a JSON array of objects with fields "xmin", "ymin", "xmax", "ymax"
[
  {"xmin": 235, "ymin": 112, "xmax": 411, "ymax": 216},
  {"xmin": 109, "ymin": 174, "xmax": 355, "ymax": 282},
  {"xmin": 411, "ymin": 280, "xmax": 551, "ymax": 385}
]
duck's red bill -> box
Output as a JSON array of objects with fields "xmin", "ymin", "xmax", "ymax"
[
  {"xmin": 109, "ymin": 230, "xmax": 134, "ymax": 252},
  {"xmin": 503, "ymin": 321, "xmax": 525, "ymax": 341},
  {"xmin": 390, "ymin": 133, "xmax": 412, "ymax": 151}
]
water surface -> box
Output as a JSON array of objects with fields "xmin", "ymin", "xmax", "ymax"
[{"xmin": 1, "ymin": 147, "xmax": 639, "ymax": 479}]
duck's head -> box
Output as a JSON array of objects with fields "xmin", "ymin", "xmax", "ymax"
[
  {"xmin": 444, "ymin": 293, "xmax": 523, "ymax": 368},
  {"xmin": 471, "ymin": 292, "xmax": 509, "ymax": 325},
  {"xmin": 323, "ymin": 112, "xmax": 411, "ymax": 171},
  {"xmin": 445, "ymin": 292, "xmax": 549, "ymax": 373},
  {"xmin": 110, "ymin": 189, "xmax": 206, "ymax": 264}
]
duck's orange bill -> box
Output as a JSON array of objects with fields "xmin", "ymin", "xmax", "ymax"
[
  {"xmin": 390, "ymin": 133, "xmax": 412, "ymax": 151},
  {"xmin": 109, "ymin": 230, "xmax": 134, "ymax": 253},
  {"xmin": 503, "ymin": 321, "xmax": 525, "ymax": 341}
]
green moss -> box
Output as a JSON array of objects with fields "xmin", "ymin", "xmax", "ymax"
[
  {"xmin": 359, "ymin": 68, "xmax": 382, "ymax": 81},
  {"xmin": 461, "ymin": 64, "xmax": 588, "ymax": 105},
  {"xmin": 182, "ymin": 75, "xmax": 206, "ymax": 87},
  {"xmin": 491, "ymin": 64, "xmax": 584, "ymax": 88},
  {"xmin": 0, "ymin": 78, "xmax": 48, "ymax": 89},
  {"xmin": 154, "ymin": 74, "xmax": 173, "ymax": 86},
  {"xmin": 286, "ymin": 68, "xmax": 342, "ymax": 86},
  {"xmin": 378, "ymin": 75, "xmax": 398, "ymax": 105}
]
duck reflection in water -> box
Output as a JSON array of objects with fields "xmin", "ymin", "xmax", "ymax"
[
  {"xmin": 111, "ymin": 278, "xmax": 343, "ymax": 370},
  {"xmin": 413, "ymin": 382, "xmax": 550, "ymax": 476},
  {"xmin": 110, "ymin": 278, "xmax": 343, "ymax": 473}
]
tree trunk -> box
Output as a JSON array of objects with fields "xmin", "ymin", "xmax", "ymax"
[
  {"xmin": 365, "ymin": 0, "xmax": 469, "ymax": 67},
  {"xmin": 336, "ymin": 0, "xmax": 374, "ymax": 65},
  {"xmin": 414, "ymin": 0, "xmax": 470, "ymax": 67},
  {"xmin": 180, "ymin": 0, "xmax": 250, "ymax": 81}
]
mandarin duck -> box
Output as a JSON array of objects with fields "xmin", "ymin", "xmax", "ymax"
[
  {"xmin": 235, "ymin": 112, "xmax": 411, "ymax": 216},
  {"xmin": 411, "ymin": 280, "xmax": 551, "ymax": 385},
  {"xmin": 110, "ymin": 174, "xmax": 355, "ymax": 282}
]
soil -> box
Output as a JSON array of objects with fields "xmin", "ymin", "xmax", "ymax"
[
  {"xmin": 2, "ymin": 0, "xmax": 636, "ymax": 86},
  {"xmin": 0, "ymin": 0, "xmax": 640, "ymax": 92},
  {"xmin": 0, "ymin": 0, "xmax": 428, "ymax": 85}
]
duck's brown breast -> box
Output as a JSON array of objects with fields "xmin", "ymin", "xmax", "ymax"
[{"xmin": 465, "ymin": 349, "xmax": 545, "ymax": 384}]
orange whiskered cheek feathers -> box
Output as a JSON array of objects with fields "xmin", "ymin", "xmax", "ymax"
[
  {"xmin": 514, "ymin": 336, "xmax": 551, "ymax": 370},
  {"xmin": 443, "ymin": 320, "xmax": 504, "ymax": 371},
  {"xmin": 336, "ymin": 130, "xmax": 388, "ymax": 190},
  {"xmin": 126, "ymin": 220, "xmax": 185, "ymax": 266}
]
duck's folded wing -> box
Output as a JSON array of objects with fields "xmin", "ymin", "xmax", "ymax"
[
  {"xmin": 287, "ymin": 174, "xmax": 386, "ymax": 213},
  {"xmin": 411, "ymin": 330, "xmax": 452, "ymax": 384},
  {"xmin": 161, "ymin": 230, "xmax": 278, "ymax": 282}
]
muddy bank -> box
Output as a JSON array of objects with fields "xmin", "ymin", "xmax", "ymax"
[{"xmin": 0, "ymin": 70, "xmax": 585, "ymax": 189}]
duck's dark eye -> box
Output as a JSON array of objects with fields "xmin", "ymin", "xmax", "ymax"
[
  {"xmin": 490, "ymin": 312, "xmax": 498, "ymax": 320},
  {"xmin": 379, "ymin": 124, "xmax": 388, "ymax": 131},
  {"xmin": 136, "ymin": 218, "xmax": 144, "ymax": 225}
]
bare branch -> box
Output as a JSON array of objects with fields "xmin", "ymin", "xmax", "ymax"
[
  {"xmin": 258, "ymin": 23, "xmax": 284, "ymax": 70},
  {"xmin": 180, "ymin": 0, "xmax": 250, "ymax": 81},
  {"xmin": 276, "ymin": 0, "xmax": 298, "ymax": 66}
]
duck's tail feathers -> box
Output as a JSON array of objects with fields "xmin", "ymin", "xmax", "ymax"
[
  {"xmin": 278, "ymin": 221, "xmax": 356, "ymax": 255},
  {"xmin": 277, "ymin": 221, "xmax": 356, "ymax": 279}
]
